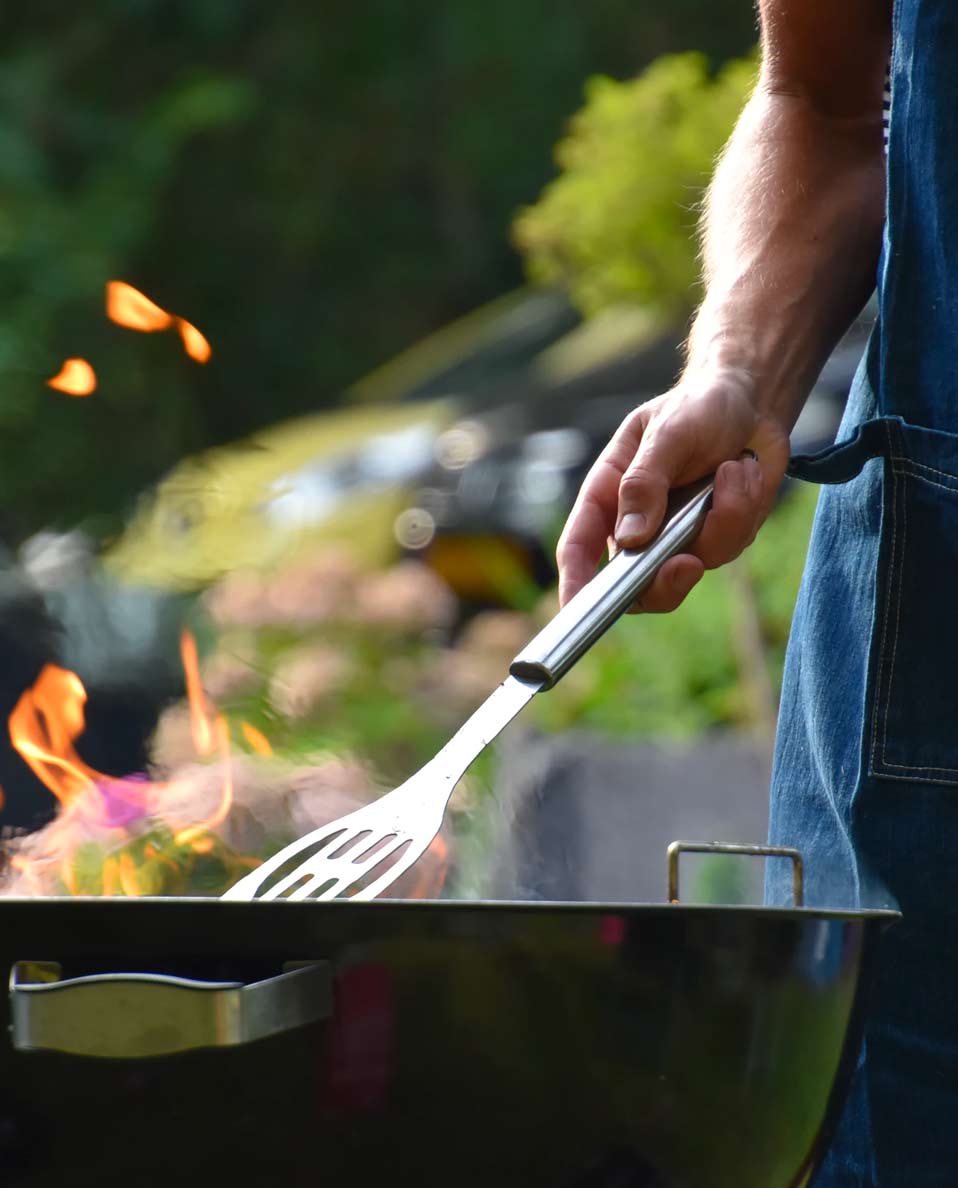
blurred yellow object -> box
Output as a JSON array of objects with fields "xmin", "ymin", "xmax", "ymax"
[
  {"xmin": 106, "ymin": 401, "xmax": 453, "ymax": 590},
  {"xmin": 425, "ymin": 534, "xmax": 540, "ymax": 608}
]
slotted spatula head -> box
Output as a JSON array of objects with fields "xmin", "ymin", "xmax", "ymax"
[{"xmin": 222, "ymin": 764, "xmax": 451, "ymax": 901}]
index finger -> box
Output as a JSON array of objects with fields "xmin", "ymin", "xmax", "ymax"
[
  {"xmin": 615, "ymin": 418, "xmax": 697, "ymax": 549},
  {"xmin": 556, "ymin": 410, "xmax": 647, "ymax": 605}
]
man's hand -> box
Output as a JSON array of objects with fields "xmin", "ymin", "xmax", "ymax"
[
  {"xmin": 557, "ymin": 366, "xmax": 790, "ymax": 610},
  {"xmin": 557, "ymin": 0, "xmax": 890, "ymax": 612}
]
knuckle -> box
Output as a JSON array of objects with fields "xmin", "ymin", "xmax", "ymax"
[
  {"xmin": 606, "ymin": 408, "xmax": 648, "ymax": 459},
  {"xmin": 619, "ymin": 465, "xmax": 666, "ymax": 498},
  {"xmin": 555, "ymin": 534, "xmax": 577, "ymax": 568},
  {"xmin": 620, "ymin": 405, "xmax": 649, "ymax": 435}
]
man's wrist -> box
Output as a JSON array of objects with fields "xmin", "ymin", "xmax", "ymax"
[{"xmin": 684, "ymin": 311, "xmax": 816, "ymax": 430}]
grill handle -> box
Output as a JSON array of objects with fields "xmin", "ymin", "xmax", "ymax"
[
  {"xmin": 9, "ymin": 960, "xmax": 331, "ymax": 1059},
  {"xmin": 509, "ymin": 476, "xmax": 714, "ymax": 689},
  {"xmin": 667, "ymin": 841, "xmax": 805, "ymax": 907}
]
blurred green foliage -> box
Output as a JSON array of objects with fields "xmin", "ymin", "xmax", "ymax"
[
  {"xmin": 514, "ymin": 51, "xmax": 757, "ymax": 318},
  {"xmin": 0, "ymin": 3, "xmax": 755, "ymax": 542},
  {"xmin": 691, "ymin": 854, "xmax": 751, "ymax": 906}
]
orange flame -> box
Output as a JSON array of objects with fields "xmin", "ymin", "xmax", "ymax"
[
  {"xmin": 106, "ymin": 281, "xmax": 211, "ymax": 363},
  {"xmin": 59, "ymin": 854, "xmax": 78, "ymax": 896},
  {"xmin": 47, "ymin": 358, "xmax": 97, "ymax": 397},
  {"xmin": 5, "ymin": 629, "xmax": 236, "ymax": 892},
  {"xmin": 240, "ymin": 721, "xmax": 273, "ymax": 757},
  {"xmin": 106, "ymin": 281, "xmax": 174, "ymax": 332},
  {"xmin": 405, "ymin": 835, "xmax": 450, "ymax": 900},
  {"xmin": 9, "ymin": 666, "xmax": 102, "ymax": 811},
  {"xmin": 176, "ymin": 318, "xmax": 212, "ymax": 364},
  {"xmin": 118, "ymin": 851, "xmax": 142, "ymax": 897},
  {"xmin": 174, "ymin": 630, "xmax": 234, "ymax": 844},
  {"xmin": 180, "ymin": 630, "xmax": 214, "ymax": 757},
  {"xmin": 174, "ymin": 715, "xmax": 233, "ymax": 847}
]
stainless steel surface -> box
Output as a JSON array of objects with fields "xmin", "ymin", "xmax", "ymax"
[
  {"xmin": 667, "ymin": 840, "xmax": 805, "ymax": 907},
  {"xmin": 10, "ymin": 959, "xmax": 331, "ymax": 1058},
  {"xmin": 509, "ymin": 475, "xmax": 714, "ymax": 688},
  {"xmin": 224, "ymin": 477, "xmax": 714, "ymax": 903},
  {"xmin": 223, "ymin": 674, "xmax": 540, "ymax": 901}
]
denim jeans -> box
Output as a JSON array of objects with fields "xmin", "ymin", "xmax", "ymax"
[
  {"xmin": 769, "ymin": 367, "xmax": 958, "ymax": 1184},
  {"xmin": 766, "ymin": 3, "xmax": 958, "ymax": 1181}
]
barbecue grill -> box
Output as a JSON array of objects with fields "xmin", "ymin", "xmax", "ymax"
[{"xmin": 0, "ymin": 843, "xmax": 896, "ymax": 1188}]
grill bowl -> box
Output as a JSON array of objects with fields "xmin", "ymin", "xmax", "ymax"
[{"xmin": 0, "ymin": 895, "xmax": 895, "ymax": 1188}]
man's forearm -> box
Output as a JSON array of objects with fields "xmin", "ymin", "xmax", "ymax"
[{"xmin": 686, "ymin": 85, "xmax": 887, "ymax": 429}]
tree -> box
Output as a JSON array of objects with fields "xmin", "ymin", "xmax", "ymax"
[{"xmin": 513, "ymin": 51, "xmax": 757, "ymax": 321}]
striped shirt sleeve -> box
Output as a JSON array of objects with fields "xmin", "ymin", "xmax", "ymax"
[{"xmin": 882, "ymin": 65, "xmax": 891, "ymax": 154}]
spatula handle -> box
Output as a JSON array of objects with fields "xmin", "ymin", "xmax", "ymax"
[{"xmin": 509, "ymin": 475, "xmax": 714, "ymax": 689}]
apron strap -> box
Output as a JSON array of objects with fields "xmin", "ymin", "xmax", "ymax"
[{"xmin": 787, "ymin": 416, "xmax": 903, "ymax": 484}]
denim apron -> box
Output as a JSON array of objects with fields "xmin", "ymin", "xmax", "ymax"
[{"xmin": 767, "ymin": 4, "xmax": 958, "ymax": 1184}]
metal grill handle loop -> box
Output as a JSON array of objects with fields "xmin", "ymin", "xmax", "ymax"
[
  {"xmin": 666, "ymin": 841, "xmax": 805, "ymax": 907},
  {"xmin": 9, "ymin": 960, "xmax": 331, "ymax": 1059}
]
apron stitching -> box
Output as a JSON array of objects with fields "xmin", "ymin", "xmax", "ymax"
[
  {"xmin": 880, "ymin": 450, "xmax": 909, "ymax": 770},
  {"xmin": 891, "ymin": 470, "xmax": 958, "ymax": 495},
  {"xmin": 870, "ymin": 422, "xmax": 899, "ymax": 775},
  {"xmin": 872, "ymin": 770, "xmax": 958, "ymax": 785},
  {"xmin": 876, "ymin": 762, "xmax": 958, "ymax": 772},
  {"xmin": 889, "ymin": 456, "xmax": 958, "ymax": 489},
  {"xmin": 890, "ymin": 455, "xmax": 958, "ymax": 484}
]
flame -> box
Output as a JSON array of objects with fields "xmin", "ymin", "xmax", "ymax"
[
  {"xmin": 106, "ymin": 281, "xmax": 174, "ymax": 332},
  {"xmin": 180, "ymin": 630, "xmax": 214, "ymax": 756},
  {"xmin": 404, "ymin": 835, "xmax": 449, "ymax": 900},
  {"xmin": 176, "ymin": 318, "xmax": 212, "ymax": 364},
  {"xmin": 144, "ymin": 842, "xmax": 181, "ymax": 879},
  {"xmin": 47, "ymin": 358, "xmax": 96, "ymax": 397},
  {"xmin": 241, "ymin": 721, "xmax": 273, "ymax": 756},
  {"xmin": 5, "ymin": 631, "xmax": 236, "ymax": 894},
  {"xmin": 10, "ymin": 853, "xmax": 41, "ymax": 894},
  {"xmin": 60, "ymin": 854, "xmax": 78, "ymax": 896},
  {"xmin": 9, "ymin": 666, "xmax": 102, "ymax": 811},
  {"xmin": 118, "ymin": 852, "xmax": 142, "ymax": 897},
  {"xmin": 174, "ymin": 715, "xmax": 233, "ymax": 847},
  {"xmin": 172, "ymin": 631, "xmax": 235, "ymax": 844},
  {"xmin": 106, "ymin": 281, "xmax": 211, "ymax": 363}
]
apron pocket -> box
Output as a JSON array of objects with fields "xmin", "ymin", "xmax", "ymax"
[
  {"xmin": 791, "ymin": 415, "xmax": 958, "ymax": 786},
  {"xmin": 867, "ymin": 420, "xmax": 958, "ymax": 785}
]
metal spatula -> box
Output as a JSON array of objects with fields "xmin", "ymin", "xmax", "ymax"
[{"xmin": 222, "ymin": 476, "xmax": 714, "ymax": 902}]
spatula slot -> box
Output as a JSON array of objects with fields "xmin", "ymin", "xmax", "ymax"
[
  {"xmin": 343, "ymin": 839, "xmax": 413, "ymax": 897},
  {"xmin": 352, "ymin": 833, "xmax": 398, "ymax": 864}
]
